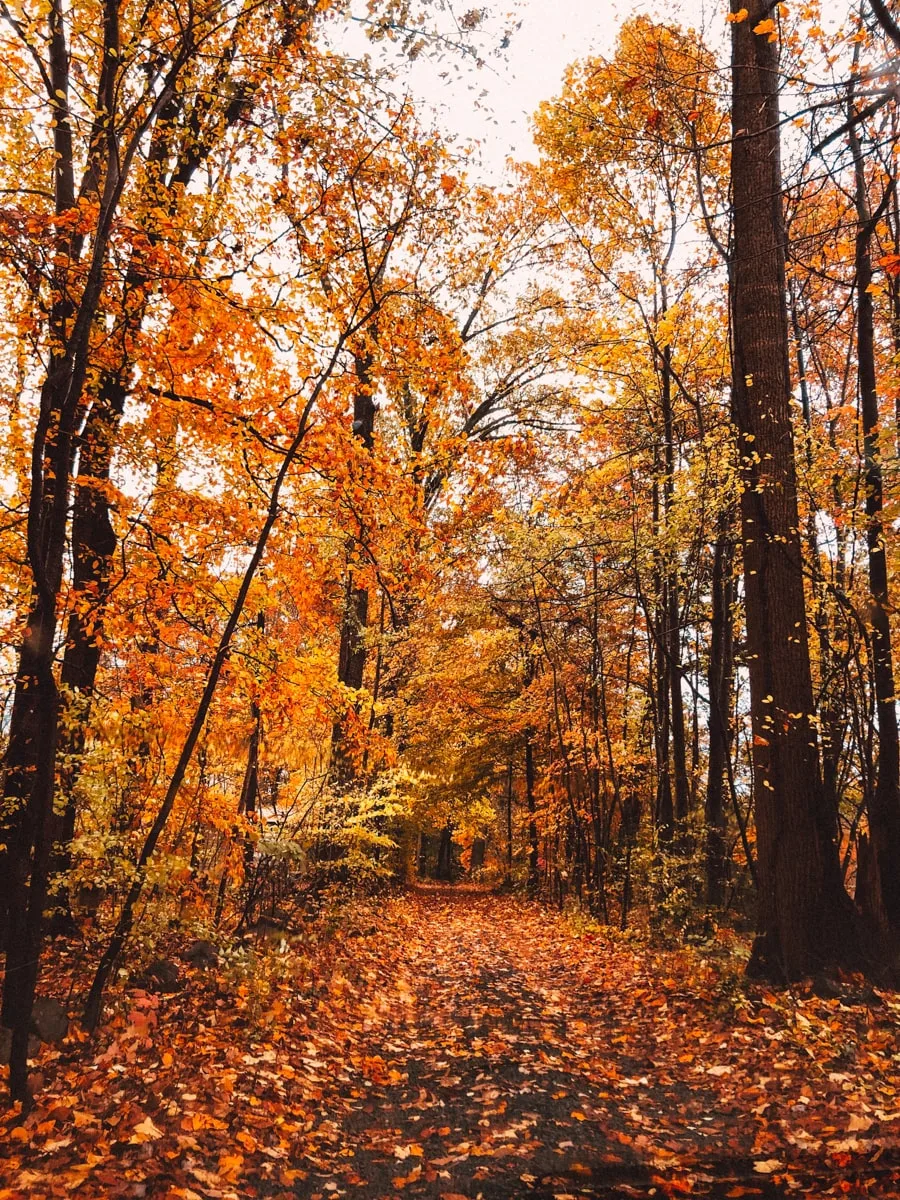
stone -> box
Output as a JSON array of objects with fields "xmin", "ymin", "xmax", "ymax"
[
  {"xmin": 30, "ymin": 997, "xmax": 69, "ymax": 1044},
  {"xmin": 0, "ymin": 1025, "xmax": 42, "ymax": 1062},
  {"xmin": 183, "ymin": 939, "xmax": 219, "ymax": 968},
  {"xmin": 812, "ymin": 973, "xmax": 842, "ymax": 1001},
  {"xmin": 243, "ymin": 916, "xmax": 290, "ymax": 942},
  {"xmin": 143, "ymin": 959, "xmax": 183, "ymax": 993}
]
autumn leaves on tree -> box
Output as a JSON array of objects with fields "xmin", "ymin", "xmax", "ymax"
[{"xmin": 2, "ymin": 0, "xmax": 900, "ymax": 1117}]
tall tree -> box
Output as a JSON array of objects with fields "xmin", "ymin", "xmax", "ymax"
[
  {"xmin": 729, "ymin": 1, "xmax": 852, "ymax": 976},
  {"xmin": 0, "ymin": 0, "xmax": 260, "ymax": 1097}
]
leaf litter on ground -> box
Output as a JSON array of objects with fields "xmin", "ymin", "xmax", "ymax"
[{"xmin": 2, "ymin": 890, "xmax": 900, "ymax": 1198}]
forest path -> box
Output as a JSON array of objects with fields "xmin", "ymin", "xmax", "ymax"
[
  {"xmin": 277, "ymin": 890, "xmax": 899, "ymax": 1199},
  {"xmin": 4, "ymin": 890, "xmax": 900, "ymax": 1199}
]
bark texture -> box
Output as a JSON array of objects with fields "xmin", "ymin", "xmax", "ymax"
[{"xmin": 730, "ymin": 0, "xmax": 850, "ymax": 976}]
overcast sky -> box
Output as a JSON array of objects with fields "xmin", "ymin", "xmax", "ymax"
[{"xmin": 357, "ymin": 0, "xmax": 718, "ymax": 179}]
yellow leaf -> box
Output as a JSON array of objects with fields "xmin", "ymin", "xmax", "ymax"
[
  {"xmin": 727, "ymin": 8, "xmax": 749, "ymax": 21},
  {"xmin": 753, "ymin": 17, "xmax": 777, "ymax": 40},
  {"xmin": 848, "ymin": 1114, "xmax": 873, "ymax": 1132},
  {"xmin": 754, "ymin": 1159, "xmax": 783, "ymax": 1173},
  {"xmin": 132, "ymin": 1116, "xmax": 164, "ymax": 1141}
]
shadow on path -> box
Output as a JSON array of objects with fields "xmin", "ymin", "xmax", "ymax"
[{"xmin": 258, "ymin": 891, "xmax": 900, "ymax": 1199}]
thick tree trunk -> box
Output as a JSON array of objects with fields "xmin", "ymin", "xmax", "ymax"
[
  {"xmin": 51, "ymin": 375, "xmax": 127, "ymax": 916},
  {"xmin": 1, "ymin": 600, "xmax": 62, "ymax": 1093},
  {"xmin": 789, "ymin": 283, "xmax": 845, "ymax": 839},
  {"xmin": 849, "ymin": 114, "xmax": 900, "ymax": 931},
  {"xmin": 730, "ymin": 0, "xmax": 852, "ymax": 977}
]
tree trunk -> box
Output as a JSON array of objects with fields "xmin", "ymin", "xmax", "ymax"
[
  {"xmin": 651, "ymin": 477, "xmax": 674, "ymax": 844},
  {"xmin": 51, "ymin": 64, "xmax": 275, "ymax": 904},
  {"xmin": 705, "ymin": 523, "xmax": 734, "ymax": 907},
  {"xmin": 330, "ymin": 349, "xmax": 377, "ymax": 785},
  {"xmin": 667, "ymin": 579, "xmax": 691, "ymax": 838},
  {"xmin": 849, "ymin": 108, "xmax": 900, "ymax": 932},
  {"xmin": 505, "ymin": 761, "xmax": 514, "ymax": 880},
  {"xmin": 660, "ymin": 338, "xmax": 691, "ymax": 839},
  {"xmin": 1, "ymin": 596, "xmax": 62, "ymax": 1099},
  {"xmin": 237, "ymin": 615, "xmax": 265, "ymax": 884},
  {"xmin": 436, "ymin": 824, "xmax": 453, "ymax": 881},
  {"xmin": 525, "ymin": 738, "xmax": 539, "ymax": 895},
  {"xmin": 730, "ymin": 0, "xmax": 852, "ymax": 977},
  {"xmin": 51, "ymin": 374, "xmax": 127, "ymax": 919}
]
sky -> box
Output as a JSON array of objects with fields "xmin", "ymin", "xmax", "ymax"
[{"xmin": 358, "ymin": 0, "xmax": 717, "ymax": 180}]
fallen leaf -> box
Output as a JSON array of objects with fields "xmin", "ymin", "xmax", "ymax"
[
  {"xmin": 753, "ymin": 1159, "xmax": 783, "ymax": 1174},
  {"xmin": 132, "ymin": 1116, "xmax": 164, "ymax": 1141}
]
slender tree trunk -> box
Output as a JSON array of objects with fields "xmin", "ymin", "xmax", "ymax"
[
  {"xmin": 436, "ymin": 824, "xmax": 453, "ymax": 881},
  {"xmin": 668, "ymin": 580, "xmax": 690, "ymax": 836},
  {"xmin": 888, "ymin": 173, "xmax": 900, "ymax": 455},
  {"xmin": 505, "ymin": 761, "xmax": 514, "ymax": 880},
  {"xmin": 525, "ymin": 737, "xmax": 539, "ymax": 895},
  {"xmin": 236, "ymin": 615, "xmax": 265, "ymax": 888},
  {"xmin": 83, "ymin": 327, "xmax": 355, "ymax": 1031},
  {"xmin": 660, "ymin": 340, "xmax": 691, "ymax": 838},
  {"xmin": 730, "ymin": 0, "xmax": 853, "ymax": 976},
  {"xmin": 330, "ymin": 349, "xmax": 377, "ymax": 786},
  {"xmin": 651, "ymin": 477, "xmax": 674, "ymax": 844},
  {"xmin": 705, "ymin": 523, "xmax": 734, "ymax": 907},
  {"xmin": 50, "ymin": 67, "xmax": 278, "ymax": 905}
]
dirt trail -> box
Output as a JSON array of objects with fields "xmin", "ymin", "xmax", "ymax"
[
  {"xmin": 4, "ymin": 889, "xmax": 900, "ymax": 1199},
  {"xmin": 271, "ymin": 890, "xmax": 900, "ymax": 1199}
]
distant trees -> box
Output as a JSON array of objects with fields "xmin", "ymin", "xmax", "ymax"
[{"xmin": 401, "ymin": 4, "xmax": 900, "ymax": 971}]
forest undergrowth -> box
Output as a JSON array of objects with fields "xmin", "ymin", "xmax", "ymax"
[{"xmin": 2, "ymin": 889, "xmax": 900, "ymax": 1199}]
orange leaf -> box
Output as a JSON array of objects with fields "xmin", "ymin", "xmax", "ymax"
[
  {"xmin": 218, "ymin": 1153, "xmax": 244, "ymax": 1181},
  {"xmin": 752, "ymin": 17, "xmax": 777, "ymax": 40}
]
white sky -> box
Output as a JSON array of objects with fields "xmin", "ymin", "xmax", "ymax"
[{"xmin": 361, "ymin": 0, "xmax": 719, "ymax": 180}]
